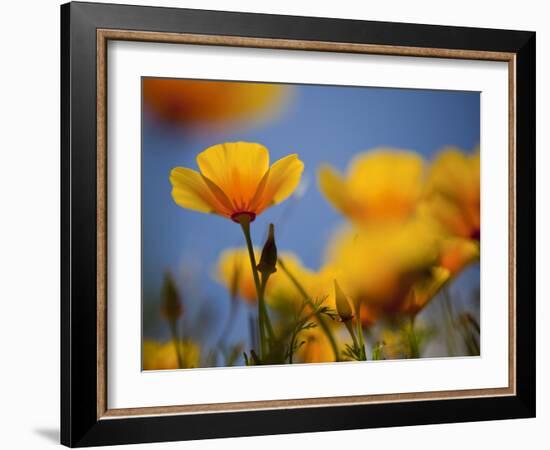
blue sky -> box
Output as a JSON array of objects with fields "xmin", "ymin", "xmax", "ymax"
[{"xmin": 142, "ymin": 82, "xmax": 480, "ymax": 353}]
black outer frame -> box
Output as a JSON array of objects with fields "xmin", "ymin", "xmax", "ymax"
[{"xmin": 60, "ymin": 1, "xmax": 536, "ymax": 447}]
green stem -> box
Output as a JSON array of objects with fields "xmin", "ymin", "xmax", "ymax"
[
  {"xmin": 344, "ymin": 320, "xmax": 359, "ymax": 350},
  {"xmin": 278, "ymin": 258, "xmax": 340, "ymax": 361},
  {"xmin": 168, "ymin": 320, "xmax": 184, "ymax": 369},
  {"xmin": 355, "ymin": 302, "xmax": 367, "ymax": 361},
  {"xmin": 238, "ymin": 216, "xmax": 274, "ymax": 360},
  {"xmin": 259, "ymin": 272, "xmax": 275, "ymax": 341}
]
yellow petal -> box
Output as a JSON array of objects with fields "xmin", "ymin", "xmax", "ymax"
[
  {"xmin": 215, "ymin": 247, "xmax": 260, "ymax": 304},
  {"xmin": 426, "ymin": 148, "xmax": 478, "ymax": 198},
  {"xmin": 196, "ymin": 142, "xmax": 270, "ymax": 211},
  {"xmin": 348, "ymin": 149, "xmax": 424, "ymax": 222},
  {"xmin": 440, "ymin": 237, "xmax": 480, "ymax": 275},
  {"xmin": 170, "ymin": 167, "xmax": 231, "ymax": 216},
  {"xmin": 317, "ymin": 165, "xmax": 355, "ymax": 218},
  {"xmin": 143, "ymin": 78, "xmax": 288, "ymax": 126},
  {"xmin": 252, "ymin": 154, "xmax": 304, "ymax": 214},
  {"xmin": 297, "ymin": 328, "xmax": 337, "ymax": 363},
  {"xmin": 403, "ymin": 266, "xmax": 450, "ymax": 315},
  {"xmin": 142, "ymin": 339, "xmax": 200, "ymax": 370}
]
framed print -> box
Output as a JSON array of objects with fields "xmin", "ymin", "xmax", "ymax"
[{"xmin": 60, "ymin": 1, "xmax": 536, "ymax": 447}]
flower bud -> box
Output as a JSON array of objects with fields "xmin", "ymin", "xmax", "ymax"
[
  {"xmin": 334, "ymin": 279, "xmax": 353, "ymax": 322},
  {"xmin": 257, "ymin": 223, "xmax": 278, "ymax": 276},
  {"xmin": 161, "ymin": 272, "xmax": 183, "ymax": 321}
]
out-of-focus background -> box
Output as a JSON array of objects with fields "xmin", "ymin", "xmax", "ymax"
[{"xmin": 142, "ymin": 78, "xmax": 480, "ymax": 365}]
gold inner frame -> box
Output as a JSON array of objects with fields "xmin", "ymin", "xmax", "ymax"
[{"xmin": 96, "ymin": 29, "xmax": 517, "ymax": 420}]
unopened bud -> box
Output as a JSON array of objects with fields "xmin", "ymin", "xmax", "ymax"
[
  {"xmin": 161, "ymin": 272, "xmax": 182, "ymax": 321},
  {"xmin": 334, "ymin": 279, "xmax": 353, "ymax": 322},
  {"xmin": 257, "ymin": 223, "xmax": 277, "ymax": 275}
]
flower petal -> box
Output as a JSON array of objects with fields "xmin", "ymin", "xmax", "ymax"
[
  {"xmin": 440, "ymin": 237, "xmax": 480, "ymax": 275},
  {"xmin": 215, "ymin": 247, "xmax": 260, "ymax": 304},
  {"xmin": 347, "ymin": 149, "xmax": 424, "ymax": 222},
  {"xmin": 170, "ymin": 167, "xmax": 231, "ymax": 216},
  {"xmin": 403, "ymin": 266, "xmax": 450, "ymax": 315},
  {"xmin": 253, "ymin": 154, "xmax": 304, "ymax": 214},
  {"xmin": 196, "ymin": 142, "xmax": 270, "ymax": 211},
  {"xmin": 317, "ymin": 165, "xmax": 354, "ymax": 218}
]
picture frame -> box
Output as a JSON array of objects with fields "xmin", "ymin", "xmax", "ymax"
[{"xmin": 60, "ymin": 1, "xmax": 535, "ymax": 447}]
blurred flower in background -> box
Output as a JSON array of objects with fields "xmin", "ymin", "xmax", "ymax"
[
  {"xmin": 323, "ymin": 218, "xmax": 442, "ymax": 319},
  {"xmin": 318, "ymin": 149, "xmax": 425, "ymax": 225},
  {"xmin": 215, "ymin": 247, "xmax": 260, "ymax": 304},
  {"xmin": 143, "ymin": 78, "xmax": 289, "ymax": 130},
  {"xmin": 143, "ymin": 339, "xmax": 200, "ymax": 370},
  {"xmin": 420, "ymin": 147, "xmax": 481, "ymax": 277},
  {"xmin": 296, "ymin": 328, "xmax": 338, "ymax": 364},
  {"xmin": 421, "ymin": 147, "xmax": 480, "ymax": 241}
]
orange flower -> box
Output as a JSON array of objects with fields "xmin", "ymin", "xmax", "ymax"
[
  {"xmin": 142, "ymin": 340, "xmax": 200, "ymax": 370},
  {"xmin": 296, "ymin": 328, "xmax": 338, "ymax": 363},
  {"xmin": 324, "ymin": 219, "xmax": 444, "ymax": 319},
  {"xmin": 215, "ymin": 247, "xmax": 260, "ymax": 304},
  {"xmin": 400, "ymin": 266, "xmax": 450, "ymax": 316},
  {"xmin": 439, "ymin": 237, "xmax": 480, "ymax": 276},
  {"xmin": 143, "ymin": 78, "xmax": 287, "ymax": 127},
  {"xmin": 422, "ymin": 147, "xmax": 480, "ymax": 241},
  {"xmin": 318, "ymin": 149, "xmax": 425, "ymax": 225},
  {"xmin": 170, "ymin": 142, "xmax": 304, "ymax": 222}
]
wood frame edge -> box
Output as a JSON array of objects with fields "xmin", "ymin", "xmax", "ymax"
[{"xmin": 95, "ymin": 28, "xmax": 517, "ymax": 420}]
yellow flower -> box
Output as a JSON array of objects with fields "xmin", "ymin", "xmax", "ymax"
[
  {"xmin": 215, "ymin": 247, "xmax": 260, "ymax": 304},
  {"xmin": 318, "ymin": 149, "xmax": 425, "ymax": 225},
  {"xmin": 143, "ymin": 78, "xmax": 288, "ymax": 127},
  {"xmin": 296, "ymin": 328, "xmax": 338, "ymax": 364},
  {"xmin": 400, "ymin": 266, "xmax": 450, "ymax": 316},
  {"xmin": 324, "ymin": 219, "xmax": 441, "ymax": 317},
  {"xmin": 268, "ymin": 253, "xmax": 322, "ymax": 309},
  {"xmin": 439, "ymin": 237, "xmax": 480, "ymax": 276},
  {"xmin": 216, "ymin": 248, "xmax": 324, "ymax": 309},
  {"xmin": 170, "ymin": 142, "xmax": 304, "ymax": 222},
  {"xmin": 422, "ymin": 147, "xmax": 480, "ymax": 240},
  {"xmin": 142, "ymin": 339, "xmax": 200, "ymax": 370}
]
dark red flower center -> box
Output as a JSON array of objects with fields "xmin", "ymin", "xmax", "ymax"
[{"xmin": 231, "ymin": 211, "xmax": 257, "ymax": 223}]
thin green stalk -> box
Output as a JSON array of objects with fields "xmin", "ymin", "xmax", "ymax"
[
  {"xmin": 355, "ymin": 302, "xmax": 367, "ymax": 361},
  {"xmin": 344, "ymin": 320, "xmax": 359, "ymax": 350},
  {"xmin": 237, "ymin": 216, "xmax": 274, "ymax": 360},
  {"xmin": 278, "ymin": 258, "xmax": 340, "ymax": 361},
  {"xmin": 259, "ymin": 272, "xmax": 276, "ymax": 341},
  {"xmin": 168, "ymin": 320, "xmax": 184, "ymax": 369}
]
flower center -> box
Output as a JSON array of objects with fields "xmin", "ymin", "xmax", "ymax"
[
  {"xmin": 470, "ymin": 228, "xmax": 480, "ymax": 241},
  {"xmin": 231, "ymin": 211, "xmax": 257, "ymax": 223}
]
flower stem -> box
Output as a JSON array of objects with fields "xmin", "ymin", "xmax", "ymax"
[
  {"xmin": 259, "ymin": 272, "xmax": 276, "ymax": 341},
  {"xmin": 344, "ymin": 320, "xmax": 359, "ymax": 350},
  {"xmin": 168, "ymin": 320, "xmax": 184, "ymax": 369},
  {"xmin": 237, "ymin": 216, "xmax": 274, "ymax": 360},
  {"xmin": 355, "ymin": 302, "xmax": 367, "ymax": 361},
  {"xmin": 278, "ymin": 258, "xmax": 340, "ymax": 362}
]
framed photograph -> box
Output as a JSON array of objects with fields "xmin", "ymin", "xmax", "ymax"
[{"xmin": 61, "ymin": 1, "xmax": 535, "ymax": 447}]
